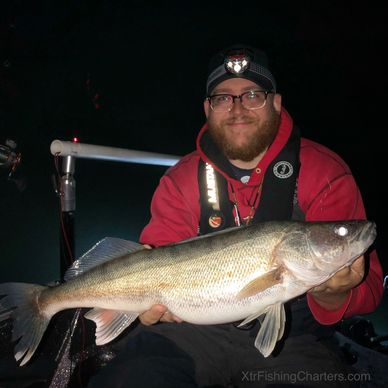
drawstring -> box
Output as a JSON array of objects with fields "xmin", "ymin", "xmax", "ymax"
[{"xmin": 230, "ymin": 182, "xmax": 262, "ymax": 226}]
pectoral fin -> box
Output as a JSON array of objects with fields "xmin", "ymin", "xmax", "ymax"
[
  {"xmin": 254, "ymin": 303, "xmax": 286, "ymax": 357},
  {"xmin": 84, "ymin": 308, "xmax": 139, "ymax": 346},
  {"xmin": 237, "ymin": 267, "xmax": 283, "ymax": 300}
]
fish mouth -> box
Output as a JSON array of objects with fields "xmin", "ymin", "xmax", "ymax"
[
  {"xmin": 307, "ymin": 221, "xmax": 377, "ymax": 272},
  {"xmin": 348, "ymin": 221, "xmax": 377, "ymax": 258},
  {"xmin": 361, "ymin": 221, "xmax": 377, "ymax": 246}
]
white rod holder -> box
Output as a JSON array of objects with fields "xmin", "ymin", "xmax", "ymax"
[{"xmin": 50, "ymin": 140, "xmax": 180, "ymax": 167}]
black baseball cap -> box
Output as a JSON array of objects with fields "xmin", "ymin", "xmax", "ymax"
[{"xmin": 206, "ymin": 44, "xmax": 276, "ymax": 95}]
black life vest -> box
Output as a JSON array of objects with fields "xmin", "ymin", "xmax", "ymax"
[
  {"xmin": 198, "ymin": 125, "xmax": 303, "ymax": 235},
  {"xmin": 197, "ymin": 126, "xmax": 334, "ymax": 339}
]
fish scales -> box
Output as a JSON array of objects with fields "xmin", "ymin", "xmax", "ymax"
[
  {"xmin": 43, "ymin": 222, "xmax": 284, "ymax": 315},
  {"xmin": 0, "ymin": 220, "xmax": 376, "ymax": 365}
]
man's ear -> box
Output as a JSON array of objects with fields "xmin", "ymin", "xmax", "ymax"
[
  {"xmin": 204, "ymin": 99, "xmax": 210, "ymax": 118},
  {"xmin": 273, "ymin": 93, "xmax": 282, "ymax": 113}
]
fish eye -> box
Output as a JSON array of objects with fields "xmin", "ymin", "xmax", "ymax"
[{"xmin": 334, "ymin": 225, "xmax": 348, "ymax": 237}]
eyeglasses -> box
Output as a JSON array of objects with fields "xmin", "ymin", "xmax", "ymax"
[{"xmin": 207, "ymin": 90, "xmax": 273, "ymax": 112}]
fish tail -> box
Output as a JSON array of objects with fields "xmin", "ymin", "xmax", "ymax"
[{"xmin": 0, "ymin": 282, "xmax": 50, "ymax": 366}]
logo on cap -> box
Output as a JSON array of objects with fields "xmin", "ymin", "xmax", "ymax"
[
  {"xmin": 224, "ymin": 51, "xmax": 250, "ymax": 75},
  {"xmin": 273, "ymin": 161, "xmax": 293, "ymax": 179}
]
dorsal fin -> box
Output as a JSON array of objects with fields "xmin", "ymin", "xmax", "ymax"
[{"xmin": 64, "ymin": 237, "xmax": 144, "ymax": 281}]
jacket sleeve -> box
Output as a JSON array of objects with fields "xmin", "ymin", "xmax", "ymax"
[
  {"xmin": 139, "ymin": 171, "xmax": 200, "ymax": 247},
  {"xmin": 303, "ymin": 173, "xmax": 383, "ymax": 324}
]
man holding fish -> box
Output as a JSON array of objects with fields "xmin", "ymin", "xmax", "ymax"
[
  {"xmin": 1, "ymin": 44, "xmax": 383, "ymax": 387},
  {"xmin": 119, "ymin": 45, "xmax": 383, "ymax": 387}
]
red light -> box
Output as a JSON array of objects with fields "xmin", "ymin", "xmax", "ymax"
[{"xmin": 72, "ymin": 137, "xmax": 79, "ymax": 143}]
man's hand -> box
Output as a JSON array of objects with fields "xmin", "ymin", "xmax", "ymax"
[
  {"xmin": 138, "ymin": 304, "xmax": 183, "ymax": 325},
  {"xmin": 308, "ymin": 255, "xmax": 365, "ymax": 310}
]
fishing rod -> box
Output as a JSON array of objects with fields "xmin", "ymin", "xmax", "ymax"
[{"xmin": 49, "ymin": 139, "xmax": 180, "ymax": 387}]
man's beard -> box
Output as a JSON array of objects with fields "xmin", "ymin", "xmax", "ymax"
[{"xmin": 208, "ymin": 111, "xmax": 280, "ymax": 162}]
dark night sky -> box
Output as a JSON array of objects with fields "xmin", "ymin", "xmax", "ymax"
[{"xmin": 0, "ymin": 1, "xmax": 387, "ymax": 283}]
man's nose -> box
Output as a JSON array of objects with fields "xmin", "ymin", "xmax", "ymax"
[{"xmin": 230, "ymin": 97, "xmax": 246, "ymax": 113}]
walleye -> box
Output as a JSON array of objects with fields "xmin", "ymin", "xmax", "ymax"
[{"xmin": 0, "ymin": 220, "xmax": 376, "ymax": 366}]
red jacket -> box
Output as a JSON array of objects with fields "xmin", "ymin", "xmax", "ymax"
[{"xmin": 140, "ymin": 108, "xmax": 383, "ymax": 325}]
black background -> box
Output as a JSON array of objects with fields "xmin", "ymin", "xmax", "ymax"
[{"xmin": 0, "ymin": 1, "xmax": 387, "ymax": 285}]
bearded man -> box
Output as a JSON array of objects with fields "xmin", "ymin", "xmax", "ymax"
[{"xmin": 89, "ymin": 45, "xmax": 382, "ymax": 388}]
